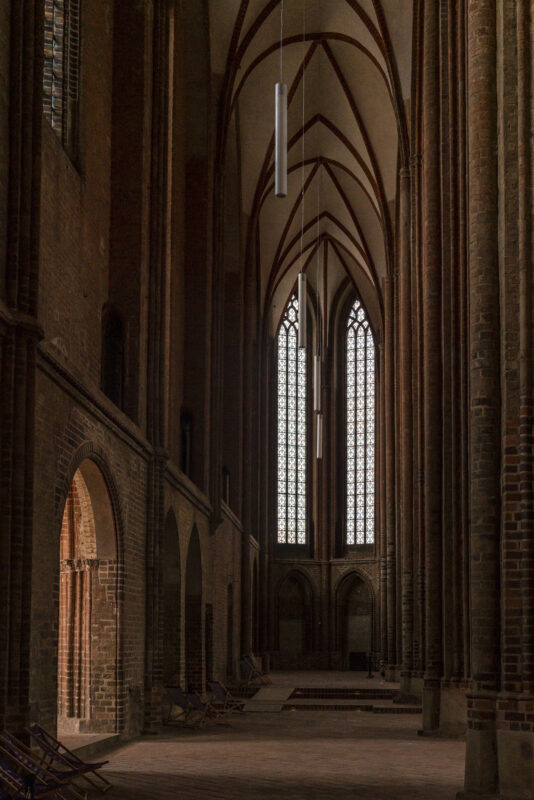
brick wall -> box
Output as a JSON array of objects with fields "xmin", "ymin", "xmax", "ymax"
[{"xmin": 0, "ymin": 0, "xmax": 9, "ymax": 296}]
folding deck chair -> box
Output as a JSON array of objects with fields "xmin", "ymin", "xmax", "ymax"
[
  {"xmin": 165, "ymin": 686, "xmax": 232, "ymax": 728},
  {"xmin": 207, "ymin": 681, "xmax": 245, "ymax": 713},
  {"xmin": 0, "ymin": 733, "xmax": 82, "ymax": 800},
  {"xmin": 25, "ymin": 724, "xmax": 112, "ymax": 795},
  {"xmin": 239, "ymin": 656, "xmax": 271, "ymax": 687},
  {"xmin": 0, "ymin": 752, "xmax": 68, "ymax": 799}
]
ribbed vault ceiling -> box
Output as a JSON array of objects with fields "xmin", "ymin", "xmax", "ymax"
[{"xmin": 210, "ymin": 0, "xmax": 413, "ymax": 333}]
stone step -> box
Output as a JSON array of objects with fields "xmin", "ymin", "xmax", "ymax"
[
  {"xmin": 283, "ymin": 703, "xmax": 374, "ymax": 712},
  {"xmin": 282, "ymin": 702, "xmax": 422, "ymax": 714},
  {"xmin": 372, "ymin": 705, "xmax": 422, "ymax": 714},
  {"xmin": 289, "ymin": 688, "xmax": 397, "ymax": 700}
]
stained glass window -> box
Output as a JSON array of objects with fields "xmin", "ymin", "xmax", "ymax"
[
  {"xmin": 277, "ymin": 294, "xmax": 307, "ymax": 544},
  {"xmin": 346, "ymin": 299, "xmax": 375, "ymax": 544}
]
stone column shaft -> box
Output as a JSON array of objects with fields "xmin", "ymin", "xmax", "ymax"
[
  {"xmin": 384, "ymin": 277, "xmax": 396, "ymax": 668},
  {"xmin": 378, "ymin": 342, "xmax": 388, "ymax": 664},
  {"xmin": 456, "ymin": 0, "xmax": 470, "ymax": 683},
  {"xmin": 399, "ymin": 168, "xmax": 413, "ymax": 688},
  {"xmin": 464, "ymin": 0, "xmax": 500, "ymax": 793},
  {"xmin": 421, "ymin": 0, "xmax": 442, "ymax": 730},
  {"xmin": 518, "ymin": 0, "xmax": 534, "ymax": 695}
]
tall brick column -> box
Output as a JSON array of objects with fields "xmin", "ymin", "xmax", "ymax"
[
  {"xmin": 410, "ymin": 148, "xmax": 424, "ymax": 681},
  {"xmin": 398, "ymin": 168, "xmax": 414, "ymax": 695},
  {"xmin": 378, "ymin": 341, "xmax": 388, "ymax": 666},
  {"xmin": 421, "ymin": 0, "xmax": 442, "ymax": 732},
  {"xmin": 144, "ymin": 0, "xmax": 172, "ymax": 730},
  {"xmin": 517, "ymin": 0, "xmax": 534, "ymax": 701},
  {"xmin": 462, "ymin": 0, "xmax": 500, "ymax": 794},
  {"xmin": 0, "ymin": 0, "xmax": 43, "ymax": 731},
  {"xmin": 384, "ymin": 276, "xmax": 396, "ymax": 673}
]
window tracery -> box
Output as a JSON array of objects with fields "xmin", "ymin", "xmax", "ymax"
[
  {"xmin": 346, "ymin": 299, "xmax": 375, "ymax": 544},
  {"xmin": 277, "ymin": 294, "xmax": 307, "ymax": 544}
]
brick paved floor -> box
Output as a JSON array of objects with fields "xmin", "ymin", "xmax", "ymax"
[{"xmin": 99, "ymin": 674, "xmax": 465, "ymax": 800}]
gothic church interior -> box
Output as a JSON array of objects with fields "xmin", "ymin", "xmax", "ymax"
[{"xmin": 1, "ymin": 0, "xmax": 533, "ymax": 798}]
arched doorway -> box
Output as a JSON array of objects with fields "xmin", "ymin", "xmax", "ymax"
[
  {"xmin": 277, "ymin": 572, "xmax": 313, "ymax": 667},
  {"xmin": 185, "ymin": 527, "xmax": 202, "ymax": 691},
  {"xmin": 58, "ymin": 459, "xmax": 119, "ymax": 734},
  {"xmin": 162, "ymin": 509, "xmax": 181, "ymax": 685},
  {"xmin": 337, "ymin": 573, "xmax": 374, "ymax": 670}
]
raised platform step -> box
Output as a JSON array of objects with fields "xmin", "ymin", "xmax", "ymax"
[
  {"xmin": 231, "ymin": 687, "xmax": 260, "ymax": 699},
  {"xmin": 371, "ymin": 705, "xmax": 422, "ymax": 714},
  {"xmin": 289, "ymin": 687, "xmax": 397, "ymax": 700},
  {"xmin": 283, "ymin": 702, "xmax": 421, "ymax": 714},
  {"xmin": 283, "ymin": 703, "xmax": 373, "ymax": 712}
]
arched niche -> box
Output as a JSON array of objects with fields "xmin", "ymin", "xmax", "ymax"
[
  {"xmin": 336, "ymin": 572, "xmax": 374, "ymax": 670},
  {"xmin": 252, "ymin": 559, "xmax": 259, "ymax": 654},
  {"xmin": 162, "ymin": 509, "xmax": 181, "ymax": 685},
  {"xmin": 277, "ymin": 571, "xmax": 314, "ymax": 666},
  {"xmin": 185, "ymin": 526, "xmax": 203, "ymax": 691},
  {"xmin": 100, "ymin": 305, "xmax": 125, "ymax": 410},
  {"xmin": 58, "ymin": 459, "xmax": 119, "ymax": 734},
  {"xmin": 226, "ymin": 583, "xmax": 234, "ymax": 678}
]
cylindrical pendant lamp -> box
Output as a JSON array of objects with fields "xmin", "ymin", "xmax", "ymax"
[
  {"xmin": 275, "ymin": 83, "xmax": 287, "ymax": 197},
  {"xmin": 316, "ymin": 413, "xmax": 323, "ymax": 459},
  {"xmin": 314, "ymin": 355, "xmax": 321, "ymax": 412},
  {"xmin": 298, "ymin": 272, "xmax": 307, "ymax": 348}
]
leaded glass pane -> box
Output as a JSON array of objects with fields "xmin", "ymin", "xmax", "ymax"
[
  {"xmin": 277, "ymin": 294, "xmax": 307, "ymax": 544},
  {"xmin": 346, "ymin": 298, "xmax": 376, "ymax": 544}
]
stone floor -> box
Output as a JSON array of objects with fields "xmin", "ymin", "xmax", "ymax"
[{"xmin": 96, "ymin": 672, "xmax": 465, "ymax": 800}]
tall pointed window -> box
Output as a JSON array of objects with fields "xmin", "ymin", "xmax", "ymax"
[
  {"xmin": 346, "ymin": 299, "xmax": 375, "ymax": 544},
  {"xmin": 43, "ymin": 0, "xmax": 81, "ymax": 158},
  {"xmin": 277, "ymin": 294, "xmax": 307, "ymax": 544}
]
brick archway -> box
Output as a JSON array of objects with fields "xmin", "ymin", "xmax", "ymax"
[
  {"xmin": 57, "ymin": 458, "xmax": 121, "ymax": 734},
  {"xmin": 185, "ymin": 527, "xmax": 203, "ymax": 692},
  {"xmin": 336, "ymin": 572, "xmax": 375, "ymax": 670},
  {"xmin": 162, "ymin": 508, "xmax": 181, "ymax": 685},
  {"xmin": 276, "ymin": 571, "xmax": 315, "ymax": 667}
]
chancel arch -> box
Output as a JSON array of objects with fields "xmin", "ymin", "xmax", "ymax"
[{"xmin": 57, "ymin": 458, "xmax": 120, "ymax": 734}]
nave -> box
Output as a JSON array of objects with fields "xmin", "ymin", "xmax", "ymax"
[{"xmin": 98, "ymin": 672, "xmax": 464, "ymax": 800}]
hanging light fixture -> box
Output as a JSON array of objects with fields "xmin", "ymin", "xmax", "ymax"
[
  {"xmin": 314, "ymin": 355, "xmax": 321, "ymax": 412},
  {"xmin": 314, "ymin": 159, "xmax": 322, "ymax": 415},
  {"xmin": 275, "ymin": 84, "xmax": 287, "ymax": 197},
  {"xmin": 316, "ymin": 413, "xmax": 323, "ymax": 459},
  {"xmin": 275, "ymin": 1, "xmax": 287, "ymax": 197},
  {"xmin": 298, "ymin": 272, "xmax": 307, "ymax": 348}
]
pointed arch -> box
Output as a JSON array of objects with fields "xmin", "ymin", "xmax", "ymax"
[
  {"xmin": 162, "ymin": 508, "xmax": 181, "ymax": 684},
  {"xmin": 336, "ymin": 570, "xmax": 376, "ymax": 669},
  {"xmin": 185, "ymin": 526, "xmax": 203, "ymax": 691},
  {"xmin": 57, "ymin": 457, "xmax": 121, "ymax": 734},
  {"xmin": 345, "ymin": 295, "xmax": 376, "ymax": 545},
  {"xmin": 276, "ymin": 293, "xmax": 308, "ymax": 545},
  {"xmin": 276, "ymin": 570, "xmax": 315, "ymax": 662}
]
